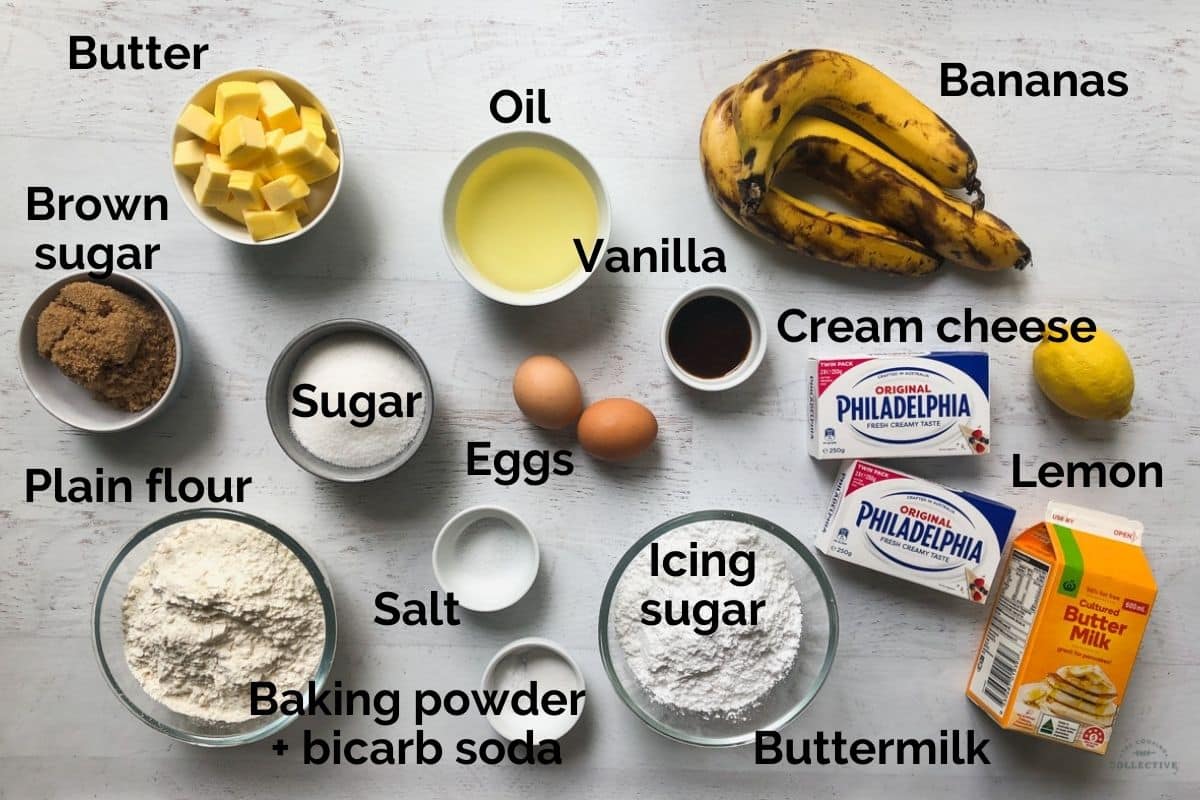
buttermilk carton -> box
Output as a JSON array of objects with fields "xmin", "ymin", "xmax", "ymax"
[
  {"xmin": 817, "ymin": 460, "xmax": 1016, "ymax": 602},
  {"xmin": 807, "ymin": 352, "xmax": 990, "ymax": 460},
  {"xmin": 967, "ymin": 502, "xmax": 1156, "ymax": 755}
]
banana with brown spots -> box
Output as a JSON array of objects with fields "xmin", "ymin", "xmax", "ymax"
[
  {"xmin": 771, "ymin": 115, "xmax": 1030, "ymax": 271},
  {"xmin": 700, "ymin": 87, "xmax": 941, "ymax": 276},
  {"xmin": 731, "ymin": 49, "xmax": 978, "ymax": 215}
]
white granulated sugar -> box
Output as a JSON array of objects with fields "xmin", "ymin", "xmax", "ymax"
[
  {"xmin": 614, "ymin": 520, "xmax": 803, "ymax": 720},
  {"xmin": 288, "ymin": 332, "xmax": 427, "ymax": 468},
  {"xmin": 122, "ymin": 517, "xmax": 326, "ymax": 723}
]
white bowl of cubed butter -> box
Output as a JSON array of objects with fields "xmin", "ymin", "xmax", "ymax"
[{"xmin": 171, "ymin": 69, "xmax": 343, "ymax": 244}]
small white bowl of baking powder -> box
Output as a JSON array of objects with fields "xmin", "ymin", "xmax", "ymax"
[{"xmin": 481, "ymin": 638, "xmax": 586, "ymax": 741}]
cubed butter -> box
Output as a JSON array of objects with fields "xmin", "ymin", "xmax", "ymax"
[
  {"xmin": 204, "ymin": 152, "xmax": 233, "ymax": 178},
  {"xmin": 265, "ymin": 161, "xmax": 293, "ymax": 181},
  {"xmin": 261, "ymin": 174, "xmax": 310, "ymax": 211},
  {"xmin": 262, "ymin": 128, "xmax": 285, "ymax": 165},
  {"xmin": 213, "ymin": 199, "xmax": 248, "ymax": 223},
  {"xmin": 173, "ymin": 139, "xmax": 208, "ymax": 178},
  {"xmin": 220, "ymin": 116, "xmax": 266, "ymax": 167},
  {"xmin": 177, "ymin": 103, "xmax": 220, "ymax": 143},
  {"xmin": 228, "ymin": 170, "xmax": 265, "ymax": 211},
  {"xmin": 256, "ymin": 129, "xmax": 287, "ymax": 181},
  {"xmin": 277, "ymin": 128, "xmax": 324, "ymax": 167},
  {"xmin": 284, "ymin": 197, "xmax": 310, "ymax": 217},
  {"xmin": 291, "ymin": 143, "xmax": 340, "ymax": 183},
  {"xmin": 214, "ymin": 80, "xmax": 261, "ymax": 123},
  {"xmin": 257, "ymin": 80, "xmax": 301, "ymax": 132},
  {"xmin": 244, "ymin": 208, "xmax": 301, "ymax": 241},
  {"xmin": 193, "ymin": 159, "xmax": 232, "ymax": 207},
  {"xmin": 300, "ymin": 106, "xmax": 326, "ymax": 144}
]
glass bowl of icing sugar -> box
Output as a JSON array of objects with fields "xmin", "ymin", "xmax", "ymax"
[{"xmin": 598, "ymin": 509, "xmax": 838, "ymax": 747}]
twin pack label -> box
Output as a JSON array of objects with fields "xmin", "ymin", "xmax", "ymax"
[
  {"xmin": 807, "ymin": 352, "xmax": 990, "ymax": 460},
  {"xmin": 817, "ymin": 460, "xmax": 1016, "ymax": 603}
]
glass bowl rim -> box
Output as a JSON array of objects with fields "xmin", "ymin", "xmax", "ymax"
[
  {"xmin": 90, "ymin": 507, "xmax": 338, "ymax": 747},
  {"xmin": 597, "ymin": 508, "xmax": 839, "ymax": 748}
]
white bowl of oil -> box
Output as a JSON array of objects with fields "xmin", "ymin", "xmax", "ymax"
[{"xmin": 442, "ymin": 131, "xmax": 610, "ymax": 306}]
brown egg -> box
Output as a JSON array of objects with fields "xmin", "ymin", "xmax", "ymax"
[
  {"xmin": 577, "ymin": 398, "xmax": 658, "ymax": 461},
  {"xmin": 512, "ymin": 355, "xmax": 584, "ymax": 429}
]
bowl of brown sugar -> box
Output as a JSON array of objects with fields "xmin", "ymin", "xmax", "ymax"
[{"xmin": 18, "ymin": 275, "xmax": 185, "ymax": 432}]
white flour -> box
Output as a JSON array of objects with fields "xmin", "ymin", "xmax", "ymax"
[
  {"xmin": 614, "ymin": 520, "xmax": 803, "ymax": 720},
  {"xmin": 122, "ymin": 517, "xmax": 326, "ymax": 723}
]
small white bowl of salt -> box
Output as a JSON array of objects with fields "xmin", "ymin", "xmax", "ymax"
[{"xmin": 432, "ymin": 506, "xmax": 539, "ymax": 612}]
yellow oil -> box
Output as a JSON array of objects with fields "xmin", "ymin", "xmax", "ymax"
[{"xmin": 455, "ymin": 146, "xmax": 599, "ymax": 293}]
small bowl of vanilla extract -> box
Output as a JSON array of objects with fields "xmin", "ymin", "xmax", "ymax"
[{"xmin": 660, "ymin": 285, "xmax": 766, "ymax": 391}]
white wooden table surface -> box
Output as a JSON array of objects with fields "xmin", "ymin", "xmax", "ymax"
[{"xmin": 1, "ymin": 1, "xmax": 1197, "ymax": 797}]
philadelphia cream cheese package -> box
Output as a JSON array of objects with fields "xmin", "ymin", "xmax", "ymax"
[
  {"xmin": 817, "ymin": 460, "xmax": 1017, "ymax": 602},
  {"xmin": 807, "ymin": 352, "xmax": 991, "ymax": 460}
]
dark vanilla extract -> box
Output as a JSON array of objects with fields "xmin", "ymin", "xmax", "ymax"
[{"xmin": 668, "ymin": 295, "xmax": 752, "ymax": 379}]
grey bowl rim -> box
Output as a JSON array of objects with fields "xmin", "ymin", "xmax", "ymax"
[{"xmin": 264, "ymin": 318, "xmax": 435, "ymax": 483}]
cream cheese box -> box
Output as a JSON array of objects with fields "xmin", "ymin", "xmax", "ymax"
[
  {"xmin": 817, "ymin": 460, "xmax": 1017, "ymax": 602},
  {"xmin": 807, "ymin": 352, "xmax": 990, "ymax": 460}
]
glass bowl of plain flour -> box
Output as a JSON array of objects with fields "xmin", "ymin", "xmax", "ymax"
[
  {"xmin": 92, "ymin": 509, "xmax": 337, "ymax": 746},
  {"xmin": 599, "ymin": 510, "xmax": 838, "ymax": 747}
]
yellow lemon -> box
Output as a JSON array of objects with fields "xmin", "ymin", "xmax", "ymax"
[{"xmin": 1032, "ymin": 327, "xmax": 1134, "ymax": 420}]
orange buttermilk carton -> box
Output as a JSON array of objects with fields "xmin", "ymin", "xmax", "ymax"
[{"xmin": 966, "ymin": 502, "xmax": 1156, "ymax": 755}]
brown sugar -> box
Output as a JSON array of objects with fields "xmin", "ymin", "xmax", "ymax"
[{"xmin": 36, "ymin": 281, "xmax": 176, "ymax": 412}]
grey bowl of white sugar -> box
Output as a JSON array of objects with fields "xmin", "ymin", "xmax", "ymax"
[{"xmin": 266, "ymin": 319, "xmax": 435, "ymax": 482}]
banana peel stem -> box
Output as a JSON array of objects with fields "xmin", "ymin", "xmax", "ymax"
[
  {"xmin": 965, "ymin": 176, "xmax": 986, "ymax": 210},
  {"xmin": 737, "ymin": 176, "xmax": 766, "ymax": 215}
]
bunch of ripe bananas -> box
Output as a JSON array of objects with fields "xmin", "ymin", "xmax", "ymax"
[{"xmin": 701, "ymin": 50, "xmax": 1031, "ymax": 275}]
